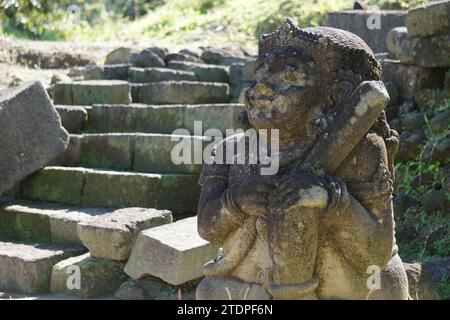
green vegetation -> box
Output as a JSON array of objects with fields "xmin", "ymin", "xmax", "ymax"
[
  {"xmin": 394, "ymin": 90, "xmax": 450, "ymax": 298},
  {"xmin": 0, "ymin": 0, "xmax": 430, "ymax": 44}
]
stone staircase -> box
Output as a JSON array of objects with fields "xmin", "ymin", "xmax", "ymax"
[{"xmin": 0, "ymin": 50, "xmax": 252, "ymax": 299}]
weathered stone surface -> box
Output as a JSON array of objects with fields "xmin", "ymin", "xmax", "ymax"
[
  {"xmin": 165, "ymin": 53, "xmax": 203, "ymax": 64},
  {"xmin": 183, "ymin": 103, "xmax": 244, "ymax": 134},
  {"xmin": 55, "ymin": 105, "xmax": 87, "ymax": 133},
  {"xmin": 53, "ymin": 80, "xmax": 131, "ymax": 105},
  {"xmin": 51, "ymin": 253, "xmax": 126, "ymax": 298},
  {"xmin": 387, "ymin": 27, "xmax": 450, "ymax": 67},
  {"xmin": 133, "ymin": 133, "xmax": 205, "ymax": 174},
  {"xmin": 0, "ymin": 81, "xmax": 69, "ymax": 195},
  {"xmin": 145, "ymin": 47, "xmax": 168, "ymax": 60},
  {"xmin": 51, "ymin": 134, "xmax": 82, "ymax": 167},
  {"xmin": 72, "ymin": 80, "xmax": 131, "ymax": 105},
  {"xmin": 404, "ymin": 262, "xmax": 441, "ymax": 300},
  {"xmin": 406, "ymin": 0, "xmax": 450, "ymax": 38},
  {"xmin": 77, "ymin": 207, "xmax": 172, "ymax": 261},
  {"xmin": 386, "ymin": 27, "xmax": 414, "ymax": 64},
  {"xmin": 381, "ymin": 59, "xmax": 420, "ymax": 100},
  {"xmin": 22, "ymin": 167, "xmax": 86, "ymax": 206},
  {"xmin": 200, "ymin": 47, "xmax": 252, "ymax": 66},
  {"xmin": 79, "ymin": 169, "xmax": 200, "ymax": 215},
  {"xmin": 135, "ymin": 81, "xmax": 229, "ymax": 104},
  {"xmin": 229, "ymin": 60, "xmax": 256, "ymax": 86},
  {"xmin": 81, "ymin": 103, "xmax": 244, "ymax": 134},
  {"xmin": 130, "ymin": 49, "xmax": 165, "ymax": 68},
  {"xmin": 105, "ymin": 47, "xmax": 138, "ymax": 65},
  {"xmin": 327, "ymin": 10, "xmax": 407, "ymax": 53},
  {"xmin": 82, "ymin": 64, "xmax": 130, "ymax": 81},
  {"xmin": 85, "ymin": 104, "xmax": 136, "ymax": 133},
  {"xmin": 134, "ymin": 105, "xmax": 185, "ymax": 134},
  {"xmin": 80, "ymin": 133, "xmax": 133, "ymax": 170},
  {"xmin": 128, "ymin": 67, "xmax": 196, "ymax": 83},
  {"xmin": 113, "ymin": 280, "xmax": 150, "ymax": 300},
  {"xmin": 166, "ymin": 61, "xmax": 229, "ymax": 83},
  {"xmin": 0, "ymin": 241, "xmax": 84, "ymax": 294},
  {"xmin": 124, "ymin": 217, "xmax": 219, "ymax": 285}
]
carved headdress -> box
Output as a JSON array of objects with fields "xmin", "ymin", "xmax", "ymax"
[{"xmin": 258, "ymin": 18, "xmax": 382, "ymax": 82}]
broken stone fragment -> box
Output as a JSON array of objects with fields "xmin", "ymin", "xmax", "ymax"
[
  {"xmin": 0, "ymin": 81, "xmax": 69, "ymax": 195},
  {"xmin": 77, "ymin": 207, "xmax": 172, "ymax": 261},
  {"xmin": 124, "ymin": 216, "xmax": 219, "ymax": 285}
]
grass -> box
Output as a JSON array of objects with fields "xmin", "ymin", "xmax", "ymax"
[
  {"xmin": 0, "ymin": 0, "xmax": 430, "ymax": 45},
  {"xmin": 393, "ymin": 90, "xmax": 450, "ymax": 298}
]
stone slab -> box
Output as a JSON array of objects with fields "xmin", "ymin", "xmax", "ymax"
[
  {"xmin": 77, "ymin": 207, "xmax": 172, "ymax": 261},
  {"xmin": 135, "ymin": 81, "xmax": 229, "ymax": 105},
  {"xmin": 0, "ymin": 241, "xmax": 85, "ymax": 294},
  {"xmin": 0, "ymin": 81, "xmax": 69, "ymax": 195},
  {"xmin": 129, "ymin": 67, "xmax": 196, "ymax": 83},
  {"xmin": 124, "ymin": 217, "xmax": 219, "ymax": 285},
  {"xmin": 327, "ymin": 10, "xmax": 407, "ymax": 53},
  {"xmin": 50, "ymin": 253, "xmax": 126, "ymax": 298},
  {"xmin": 406, "ymin": 0, "xmax": 450, "ymax": 37},
  {"xmin": 55, "ymin": 105, "xmax": 87, "ymax": 133},
  {"xmin": 53, "ymin": 80, "xmax": 131, "ymax": 105},
  {"xmin": 166, "ymin": 61, "xmax": 229, "ymax": 83}
]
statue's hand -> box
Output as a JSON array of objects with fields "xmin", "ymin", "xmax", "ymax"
[
  {"xmin": 234, "ymin": 176, "xmax": 278, "ymax": 217},
  {"xmin": 269, "ymin": 170, "xmax": 330, "ymax": 211}
]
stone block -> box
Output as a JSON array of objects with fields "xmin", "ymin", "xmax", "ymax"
[
  {"xmin": 134, "ymin": 105, "xmax": 185, "ymax": 134},
  {"xmin": 21, "ymin": 167, "xmax": 86, "ymax": 206},
  {"xmin": 229, "ymin": 60, "xmax": 256, "ymax": 86},
  {"xmin": 133, "ymin": 133, "xmax": 204, "ymax": 174},
  {"xmin": 406, "ymin": 0, "xmax": 450, "ymax": 37},
  {"xmin": 55, "ymin": 105, "xmax": 87, "ymax": 133},
  {"xmin": 135, "ymin": 81, "xmax": 229, "ymax": 105},
  {"xmin": 166, "ymin": 61, "xmax": 229, "ymax": 83},
  {"xmin": 129, "ymin": 67, "xmax": 196, "ymax": 83},
  {"xmin": 71, "ymin": 80, "xmax": 131, "ymax": 105},
  {"xmin": 51, "ymin": 134, "xmax": 82, "ymax": 167},
  {"xmin": 0, "ymin": 241, "xmax": 85, "ymax": 294},
  {"xmin": 124, "ymin": 217, "xmax": 219, "ymax": 285},
  {"xmin": 184, "ymin": 104, "xmax": 244, "ymax": 134},
  {"xmin": 105, "ymin": 47, "xmax": 138, "ymax": 65},
  {"xmin": 77, "ymin": 208, "xmax": 172, "ymax": 261},
  {"xmin": 80, "ymin": 133, "xmax": 133, "ymax": 170},
  {"xmin": 51, "ymin": 253, "xmax": 126, "ymax": 298},
  {"xmin": 0, "ymin": 81, "xmax": 69, "ymax": 195},
  {"xmin": 327, "ymin": 10, "xmax": 407, "ymax": 53},
  {"xmin": 85, "ymin": 104, "xmax": 137, "ymax": 133}
]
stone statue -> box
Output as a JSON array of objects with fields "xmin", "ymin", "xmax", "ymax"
[{"xmin": 196, "ymin": 19, "xmax": 409, "ymax": 300}]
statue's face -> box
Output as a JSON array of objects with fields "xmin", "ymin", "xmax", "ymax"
[{"xmin": 245, "ymin": 47, "xmax": 321, "ymax": 136}]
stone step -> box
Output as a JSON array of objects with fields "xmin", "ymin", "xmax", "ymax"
[
  {"xmin": 53, "ymin": 80, "xmax": 131, "ymax": 106},
  {"xmin": 125, "ymin": 216, "xmax": 219, "ymax": 286},
  {"xmin": 0, "ymin": 241, "xmax": 85, "ymax": 295},
  {"xmin": 0, "ymin": 198, "xmax": 172, "ymax": 246},
  {"xmin": 166, "ymin": 61, "xmax": 229, "ymax": 83},
  {"xmin": 128, "ymin": 67, "xmax": 197, "ymax": 83},
  {"xmin": 53, "ymin": 133, "xmax": 206, "ymax": 174},
  {"xmin": 50, "ymin": 253, "xmax": 127, "ymax": 299},
  {"xmin": 76, "ymin": 64, "xmax": 131, "ymax": 81},
  {"xmin": 132, "ymin": 81, "xmax": 229, "ymax": 105},
  {"xmin": 18, "ymin": 167, "xmax": 200, "ymax": 216},
  {"xmin": 56, "ymin": 103, "xmax": 244, "ymax": 134}
]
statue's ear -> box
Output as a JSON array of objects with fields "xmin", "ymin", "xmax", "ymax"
[{"xmin": 329, "ymin": 70, "xmax": 363, "ymax": 106}]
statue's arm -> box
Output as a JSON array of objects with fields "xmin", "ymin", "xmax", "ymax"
[
  {"xmin": 197, "ymin": 178, "xmax": 241, "ymax": 245},
  {"xmin": 322, "ymin": 135, "xmax": 395, "ymax": 271},
  {"xmin": 323, "ymin": 188, "xmax": 394, "ymax": 271}
]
